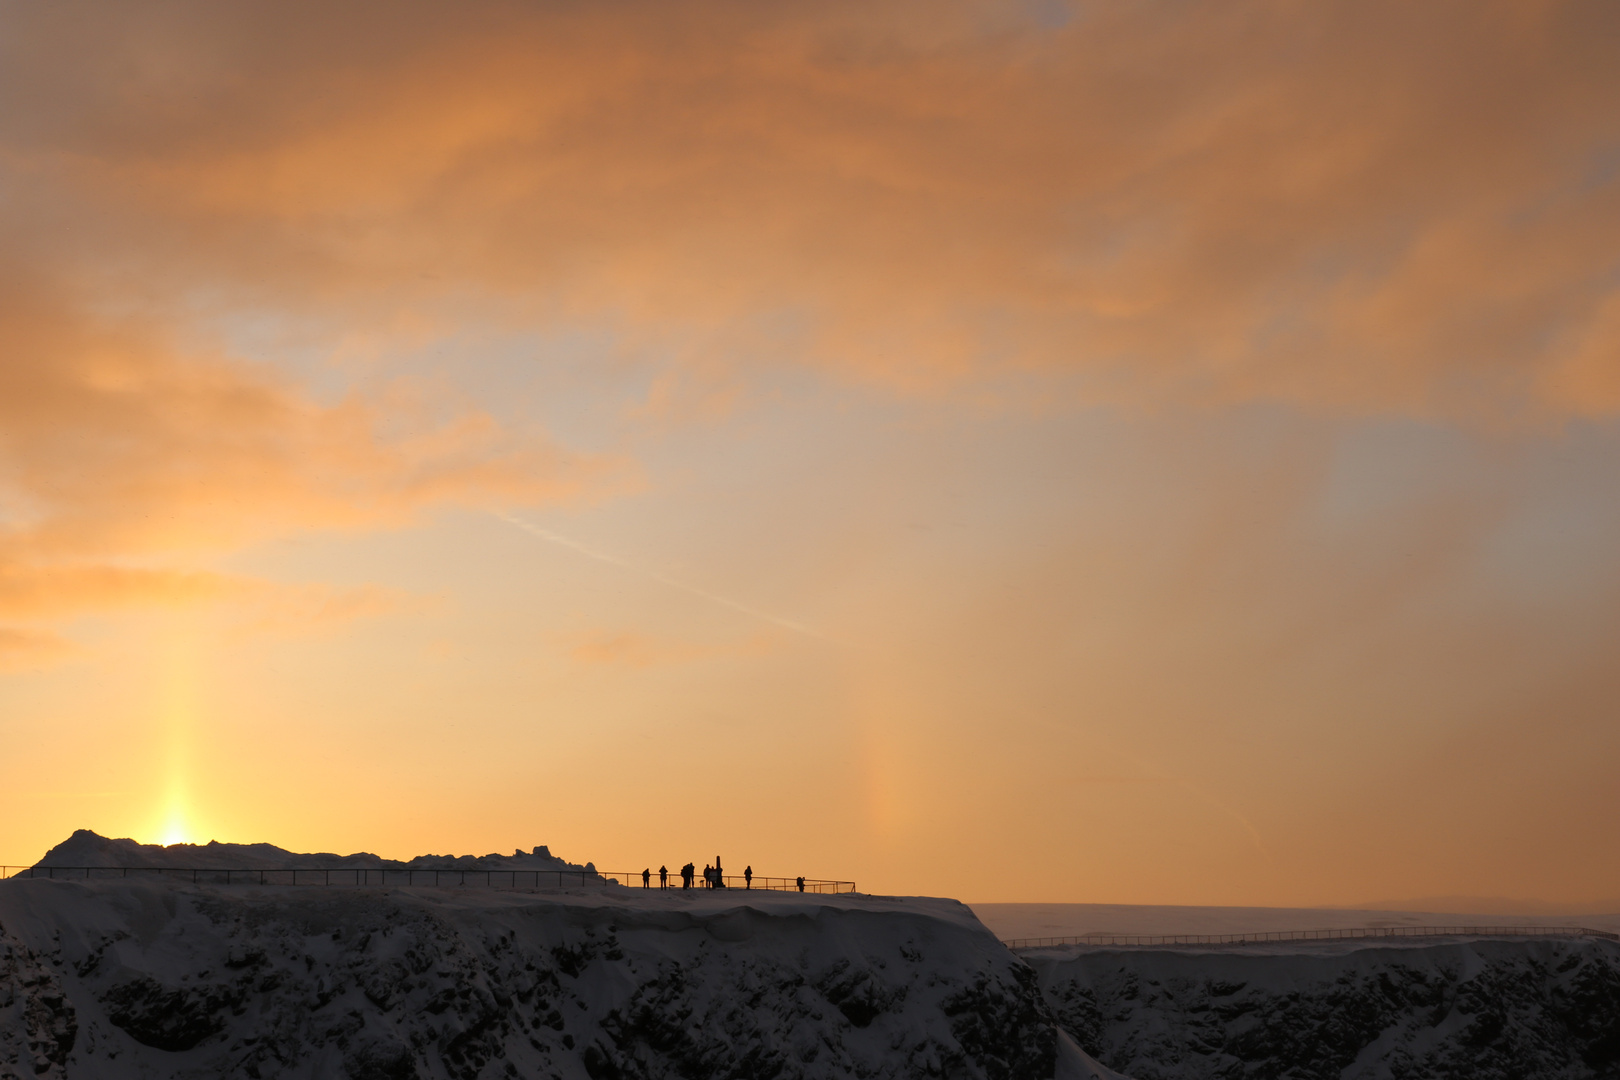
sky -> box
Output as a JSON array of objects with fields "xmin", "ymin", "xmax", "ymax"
[{"xmin": 2, "ymin": 0, "xmax": 1619, "ymax": 907}]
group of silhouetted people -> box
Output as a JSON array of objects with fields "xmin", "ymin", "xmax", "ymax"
[{"xmin": 638, "ymin": 858, "xmax": 806, "ymax": 891}]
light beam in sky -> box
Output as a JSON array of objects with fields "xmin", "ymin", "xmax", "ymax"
[{"xmin": 156, "ymin": 622, "xmax": 200, "ymax": 847}]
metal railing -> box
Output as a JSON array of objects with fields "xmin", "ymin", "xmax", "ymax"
[
  {"xmin": 694, "ymin": 873, "xmax": 858, "ymax": 893},
  {"xmin": 1002, "ymin": 925, "xmax": 1620, "ymax": 949},
  {"xmin": 0, "ymin": 865, "xmax": 856, "ymax": 893}
]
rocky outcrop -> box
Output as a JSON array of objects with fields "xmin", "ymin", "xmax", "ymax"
[{"xmin": 0, "ymin": 919, "xmax": 78, "ymax": 1079}]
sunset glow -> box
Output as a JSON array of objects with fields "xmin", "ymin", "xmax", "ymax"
[
  {"xmin": 159, "ymin": 815, "xmax": 192, "ymax": 850},
  {"xmin": 3, "ymin": 0, "xmax": 1620, "ymax": 907}
]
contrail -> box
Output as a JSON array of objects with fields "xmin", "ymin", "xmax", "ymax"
[{"xmin": 496, "ymin": 513, "xmax": 824, "ymax": 639}]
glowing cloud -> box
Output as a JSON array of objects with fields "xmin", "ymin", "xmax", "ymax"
[{"xmin": 2, "ymin": 0, "xmax": 1615, "ymax": 418}]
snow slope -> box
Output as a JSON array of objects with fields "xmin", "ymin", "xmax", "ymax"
[{"xmin": 0, "ymin": 876, "xmax": 1055, "ymax": 1080}]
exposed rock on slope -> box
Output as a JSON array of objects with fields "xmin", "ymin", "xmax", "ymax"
[
  {"xmin": 0, "ymin": 922, "xmax": 76, "ymax": 1078},
  {"xmin": 0, "ymin": 877, "xmax": 1056, "ymax": 1080},
  {"xmin": 1026, "ymin": 938, "xmax": 1620, "ymax": 1080}
]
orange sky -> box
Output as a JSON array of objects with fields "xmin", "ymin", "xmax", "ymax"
[{"xmin": 3, "ymin": 0, "xmax": 1620, "ymax": 905}]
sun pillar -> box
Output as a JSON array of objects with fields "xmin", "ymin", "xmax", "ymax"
[{"xmin": 157, "ymin": 621, "xmax": 201, "ymax": 846}]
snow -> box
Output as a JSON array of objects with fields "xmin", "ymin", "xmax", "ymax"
[
  {"xmin": 1054, "ymin": 1030, "xmax": 1133, "ymax": 1080},
  {"xmin": 1029, "ymin": 936, "xmax": 1620, "ymax": 1079},
  {"xmin": 11, "ymin": 834, "xmax": 1620, "ymax": 1080},
  {"xmin": 1, "ymin": 846, "xmax": 1057, "ymax": 1079}
]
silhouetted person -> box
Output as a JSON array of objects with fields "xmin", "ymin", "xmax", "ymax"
[
  {"xmin": 681, "ymin": 862, "xmax": 694, "ymax": 889},
  {"xmin": 659, "ymin": 865, "xmax": 668, "ymax": 889},
  {"xmin": 642, "ymin": 868, "xmax": 650, "ymax": 888},
  {"xmin": 796, "ymin": 875, "xmax": 805, "ymax": 892},
  {"xmin": 703, "ymin": 863, "xmax": 713, "ymax": 888},
  {"xmin": 744, "ymin": 865, "xmax": 753, "ymax": 889}
]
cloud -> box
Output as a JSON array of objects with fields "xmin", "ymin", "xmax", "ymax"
[
  {"xmin": 0, "ymin": 627, "xmax": 76, "ymax": 672},
  {"xmin": 0, "ymin": 282, "xmax": 612, "ymax": 559},
  {"xmin": 0, "ymin": 556, "xmax": 425, "ymax": 646},
  {"xmin": 3, "ymin": 0, "xmax": 1617, "ymax": 419},
  {"xmin": 568, "ymin": 631, "xmax": 691, "ymax": 670},
  {"xmin": 0, "ymin": 250, "xmax": 618, "ymax": 649},
  {"xmin": 227, "ymin": 581, "xmax": 431, "ymax": 640},
  {"xmin": 0, "ymin": 564, "xmax": 232, "ymax": 620},
  {"xmin": 562, "ymin": 628, "xmax": 774, "ymax": 669}
]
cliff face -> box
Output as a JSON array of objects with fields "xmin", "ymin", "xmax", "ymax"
[
  {"xmin": 1026, "ymin": 937, "xmax": 1620, "ymax": 1080},
  {"xmin": 0, "ymin": 878, "xmax": 1055, "ymax": 1080}
]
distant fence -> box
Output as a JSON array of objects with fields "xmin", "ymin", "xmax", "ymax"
[
  {"xmin": 1003, "ymin": 925, "xmax": 1620, "ymax": 949},
  {"xmin": 0, "ymin": 865, "xmax": 856, "ymax": 894}
]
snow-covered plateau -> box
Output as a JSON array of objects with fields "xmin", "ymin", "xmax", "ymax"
[
  {"xmin": 0, "ymin": 834, "xmax": 1060, "ymax": 1080},
  {"xmin": 4, "ymin": 832, "xmax": 1619, "ymax": 1080}
]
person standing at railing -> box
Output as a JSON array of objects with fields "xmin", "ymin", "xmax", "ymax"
[
  {"xmin": 642, "ymin": 868, "xmax": 650, "ymax": 888},
  {"xmin": 744, "ymin": 865, "xmax": 752, "ymax": 889},
  {"xmin": 796, "ymin": 875, "xmax": 805, "ymax": 892},
  {"xmin": 681, "ymin": 862, "xmax": 694, "ymax": 889},
  {"xmin": 659, "ymin": 865, "xmax": 668, "ymax": 889},
  {"xmin": 703, "ymin": 863, "xmax": 713, "ymax": 888}
]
